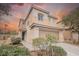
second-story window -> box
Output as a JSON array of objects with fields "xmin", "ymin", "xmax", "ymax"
[{"xmin": 38, "ymin": 13, "xmax": 44, "ymax": 21}]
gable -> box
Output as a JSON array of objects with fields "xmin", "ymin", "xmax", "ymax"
[{"xmin": 24, "ymin": 5, "xmax": 57, "ymax": 24}]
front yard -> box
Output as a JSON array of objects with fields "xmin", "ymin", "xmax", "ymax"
[
  {"xmin": 1, "ymin": 34, "xmax": 79, "ymax": 56},
  {"xmin": 0, "ymin": 35, "xmax": 67, "ymax": 56},
  {"xmin": 0, "ymin": 45, "xmax": 30, "ymax": 56}
]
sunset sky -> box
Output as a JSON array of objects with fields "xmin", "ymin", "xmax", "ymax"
[{"xmin": 0, "ymin": 3, "xmax": 79, "ymax": 32}]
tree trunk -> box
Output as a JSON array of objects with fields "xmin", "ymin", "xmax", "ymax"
[{"xmin": 49, "ymin": 44, "xmax": 52, "ymax": 56}]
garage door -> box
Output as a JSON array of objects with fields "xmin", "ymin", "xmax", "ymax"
[{"xmin": 39, "ymin": 30, "xmax": 59, "ymax": 40}]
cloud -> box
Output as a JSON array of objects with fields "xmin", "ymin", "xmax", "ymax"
[{"xmin": 1, "ymin": 3, "xmax": 79, "ymax": 32}]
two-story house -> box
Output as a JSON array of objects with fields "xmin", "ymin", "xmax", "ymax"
[{"xmin": 19, "ymin": 5, "xmax": 65, "ymax": 51}]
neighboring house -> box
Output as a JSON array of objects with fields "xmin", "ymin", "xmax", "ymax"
[{"xmin": 19, "ymin": 5, "xmax": 65, "ymax": 51}]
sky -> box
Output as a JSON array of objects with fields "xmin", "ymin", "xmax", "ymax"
[{"xmin": 0, "ymin": 3, "xmax": 79, "ymax": 32}]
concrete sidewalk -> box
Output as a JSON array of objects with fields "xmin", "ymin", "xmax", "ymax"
[{"xmin": 55, "ymin": 43, "xmax": 79, "ymax": 56}]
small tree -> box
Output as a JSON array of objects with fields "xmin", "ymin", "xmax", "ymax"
[
  {"xmin": 32, "ymin": 37, "xmax": 47, "ymax": 50},
  {"xmin": 0, "ymin": 3, "xmax": 24, "ymax": 17},
  {"xmin": 32, "ymin": 37, "xmax": 48, "ymax": 55},
  {"xmin": 62, "ymin": 7, "xmax": 79, "ymax": 40},
  {"xmin": 46, "ymin": 34, "xmax": 57, "ymax": 44},
  {"xmin": 32, "ymin": 34, "xmax": 57, "ymax": 56},
  {"xmin": 46, "ymin": 34, "xmax": 57, "ymax": 56}
]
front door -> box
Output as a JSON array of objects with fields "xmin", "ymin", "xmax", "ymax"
[{"xmin": 22, "ymin": 31, "xmax": 26, "ymax": 40}]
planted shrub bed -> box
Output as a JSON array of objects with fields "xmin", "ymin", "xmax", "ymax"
[
  {"xmin": 11, "ymin": 37, "xmax": 21, "ymax": 45},
  {"xmin": 31, "ymin": 46, "xmax": 67, "ymax": 56},
  {"xmin": 52, "ymin": 46, "xmax": 67, "ymax": 56},
  {"xmin": 32, "ymin": 36, "xmax": 67, "ymax": 56},
  {"xmin": 0, "ymin": 45, "xmax": 30, "ymax": 56}
]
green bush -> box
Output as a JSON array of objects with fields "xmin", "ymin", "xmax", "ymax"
[
  {"xmin": 33, "ymin": 37, "xmax": 47, "ymax": 50},
  {"xmin": 11, "ymin": 37, "xmax": 21, "ymax": 45},
  {"xmin": 52, "ymin": 46, "xmax": 67, "ymax": 56},
  {"xmin": 32, "ymin": 36, "xmax": 67, "ymax": 56},
  {"xmin": 0, "ymin": 45, "xmax": 30, "ymax": 56},
  {"xmin": 46, "ymin": 34, "xmax": 57, "ymax": 43}
]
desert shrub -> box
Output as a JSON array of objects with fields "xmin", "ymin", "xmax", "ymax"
[
  {"xmin": 32, "ymin": 37, "xmax": 47, "ymax": 50},
  {"xmin": 32, "ymin": 37, "xmax": 49, "ymax": 56},
  {"xmin": 32, "ymin": 35, "xmax": 67, "ymax": 56},
  {"xmin": 32, "ymin": 35, "xmax": 57, "ymax": 56},
  {"xmin": 32, "ymin": 34, "xmax": 58, "ymax": 56},
  {"xmin": 11, "ymin": 37, "xmax": 21, "ymax": 45},
  {"xmin": 52, "ymin": 46, "xmax": 67, "ymax": 56},
  {"xmin": 0, "ymin": 45, "xmax": 30, "ymax": 56},
  {"xmin": 46, "ymin": 34, "xmax": 57, "ymax": 56}
]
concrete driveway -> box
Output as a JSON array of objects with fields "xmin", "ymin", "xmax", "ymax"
[{"xmin": 54, "ymin": 43, "xmax": 79, "ymax": 56}]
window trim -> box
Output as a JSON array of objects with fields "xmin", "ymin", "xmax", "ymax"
[{"xmin": 38, "ymin": 13, "xmax": 44, "ymax": 21}]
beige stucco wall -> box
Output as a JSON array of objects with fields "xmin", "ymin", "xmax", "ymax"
[
  {"xmin": 63, "ymin": 30, "xmax": 79, "ymax": 41},
  {"xmin": 22, "ymin": 8, "xmax": 65, "ymax": 51},
  {"xmin": 39, "ymin": 29, "xmax": 59, "ymax": 40},
  {"xmin": 63, "ymin": 30, "xmax": 72, "ymax": 40},
  {"xmin": 25, "ymin": 8, "xmax": 58, "ymax": 27},
  {"xmin": 59, "ymin": 31, "xmax": 64, "ymax": 42},
  {"xmin": 72, "ymin": 32, "xmax": 78, "ymax": 41},
  {"xmin": 24, "ymin": 8, "xmax": 64, "ymax": 41},
  {"xmin": 23, "ymin": 27, "xmax": 39, "ymax": 51},
  {"xmin": 24, "ymin": 27, "xmax": 39, "ymax": 43}
]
